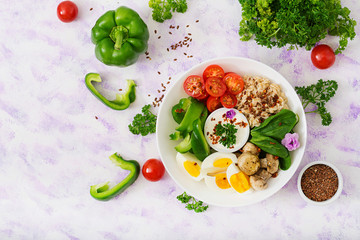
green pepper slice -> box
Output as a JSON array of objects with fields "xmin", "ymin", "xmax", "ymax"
[
  {"xmin": 176, "ymin": 98, "xmax": 205, "ymax": 134},
  {"xmin": 85, "ymin": 73, "xmax": 136, "ymax": 110},
  {"xmin": 191, "ymin": 119, "xmax": 210, "ymax": 161},
  {"xmin": 175, "ymin": 133, "xmax": 192, "ymax": 153},
  {"xmin": 171, "ymin": 97, "xmax": 192, "ymax": 124},
  {"xmin": 91, "ymin": 6, "xmax": 149, "ymax": 67},
  {"xmin": 90, "ymin": 153, "xmax": 140, "ymax": 201}
]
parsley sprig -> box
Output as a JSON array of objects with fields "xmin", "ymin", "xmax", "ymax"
[
  {"xmin": 128, "ymin": 104, "xmax": 157, "ymax": 136},
  {"xmin": 177, "ymin": 192, "xmax": 209, "ymax": 213},
  {"xmin": 214, "ymin": 123, "xmax": 238, "ymax": 148},
  {"xmin": 295, "ymin": 79, "xmax": 338, "ymax": 126},
  {"xmin": 238, "ymin": 0, "xmax": 356, "ymax": 54},
  {"xmin": 149, "ymin": 0, "xmax": 188, "ymax": 23}
]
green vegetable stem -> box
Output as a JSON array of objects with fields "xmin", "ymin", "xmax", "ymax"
[
  {"xmin": 238, "ymin": 0, "xmax": 356, "ymax": 54},
  {"xmin": 295, "ymin": 79, "xmax": 338, "ymax": 126},
  {"xmin": 91, "ymin": 6, "xmax": 149, "ymax": 66},
  {"xmin": 90, "ymin": 153, "xmax": 140, "ymax": 201},
  {"xmin": 149, "ymin": 0, "xmax": 188, "ymax": 23},
  {"xmin": 85, "ymin": 73, "xmax": 136, "ymax": 110},
  {"xmin": 128, "ymin": 104, "xmax": 157, "ymax": 136}
]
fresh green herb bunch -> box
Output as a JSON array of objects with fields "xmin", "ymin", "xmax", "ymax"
[
  {"xmin": 149, "ymin": 0, "xmax": 188, "ymax": 23},
  {"xmin": 295, "ymin": 79, "xmax": 338, "ymax": 126},
  {"xmin": 214, "ymin": 123, "xmax": 238, "ymax": 148},
  {"xmin": 128, "ymin": 104, "xmax": 157, "ymax": 136},
  {"xmin": 177, "ymin": 192, "xmax": 209, "ymax": 213},
  {"xmin": 238, "ymin": 0, "xmax": 356, "ymax": 54}
]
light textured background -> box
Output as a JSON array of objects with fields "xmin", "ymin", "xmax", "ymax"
[{"xmin": 1, "ymin": 0, "xmax": 359, "ymax": 239}]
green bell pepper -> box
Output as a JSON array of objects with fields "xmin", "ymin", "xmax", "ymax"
[
  {"xmin": 176, "ymin": 98, "xmax": 205, "ymax": 134},
  {"xmin": 91, "ymin": 6, "xmax": 149, "ymax": 67},
  {"xmin": 85, "ymin": 73, "xmax": 136, "ymax": 110},
  {"xmin": 90, "ymin": 153, "xmax": 140, "ymax": 201},
  {"xmin": 191, "ymin": 119, "xmax": 210, "ymax": 161},
  {"xmin": 175, "ymin": 133, "xmax": 192, "ymax": 153},
  {"xmin": 171, "ymin": 97, "xmax": 192, "ymax": 124}
]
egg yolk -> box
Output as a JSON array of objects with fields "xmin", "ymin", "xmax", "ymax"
[
  {"xmin": 213, "ymin": 158, "xmax": 233, "ymax": 168},
  {"xmin": 215, "ymin": 173, "xmax": 231, "ymax": 189},
  {"xmin": 230, "ymin": 172, "xmax": 250, "ymax": 193},
  {"xmin": 184, "ymin": 161, "xmax": 201, "ymax": 177}
]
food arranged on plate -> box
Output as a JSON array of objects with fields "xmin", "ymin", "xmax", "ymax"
[{"xmin": 170, "ymin": 64, "xmax": 300, "ymax": 194}]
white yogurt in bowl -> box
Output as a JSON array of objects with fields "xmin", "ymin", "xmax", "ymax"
[{"xmin": 204, "ymin": 108, "xmax": 250, "ymax": 153}]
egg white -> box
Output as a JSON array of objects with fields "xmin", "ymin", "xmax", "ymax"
[
  {"xmin": 226, "ymin": 163, "xmax": 254, "ymax": 194},
  {"xmin": 176, "ymin": 152, "xmax": 204, "ymax": 181}
]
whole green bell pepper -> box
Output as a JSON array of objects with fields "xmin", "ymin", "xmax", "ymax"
[
  {"xmin": 90, "ymin": 153, "xmax": 140, "ymax": 201},
  {"xmin": 91, "ymin": 6, "xmax": 149, "ymax": 67},
  {"xmin": 85, "ymin": 73, "xmax": 136, "ymax": 110}
]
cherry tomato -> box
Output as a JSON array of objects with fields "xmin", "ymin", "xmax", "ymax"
[
  {"xmin": 311, "ymin": 44, "xmax": 335, "ymax": 69},
  {"xmin": 205, "ymin": 77, "xmax": 227, "ymax": 97},
  {"xmin": 223, "ymin": 73, "xmax": 244, "ymax": 95},
  {"xmin": 203, "ymin": 65, "xmax": 225, "ymax": 81},
  {"xmin": 57, "ymin": 1, "xmax": 78, "ymax": 23},
  {"xmin": 183, "ymin": 75, "xmax": 205, "ymax": 98},
  {"xmin": 206, "ymin": 96, "xmax": 222, "ymax": 112},
  {"xmin": 220, "ymin": 92, "xmax": 237, "ymax": 108},
  {"xmin": 195, "ymin": 87, "xmax": 209, "ymax": 100},
  {"xmin": 142, "ymin": 159, "xmax": 165, "ymax": 182}
]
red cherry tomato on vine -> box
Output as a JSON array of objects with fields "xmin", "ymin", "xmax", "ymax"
[
  {"xmin": 311, "ymin": 44, "xmax": 335, "ymax": 69},
  {"xmin": 142, "ymin": 159, "xmax": 165, "ymax": 182},
  {"xmin": 57, "ymin": 1, "xmax": 78, "ymax": 23}
]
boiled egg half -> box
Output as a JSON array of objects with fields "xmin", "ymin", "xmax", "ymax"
[
  {"xmin": 201, "ymin": 152, "xmax": 237, "ymax": 192},
  {"xmin": 226, "ymin": 163, "xmax": 253, "ymax": 194},
  {"xmin": 176, "ymin": 152, "xmax": 204, "ymax": 181}
]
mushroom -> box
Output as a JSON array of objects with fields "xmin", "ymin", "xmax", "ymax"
[
  {"xmin": 250, "ymin": 175, "xmax": 267, "ymax": 190},
  {"xmin": 242, "ymin": 142, "xmax": 260, "ymax": 156},
  {"xmin": 265, "ymin": 153, "xmax": 279, "ymax": 174},
  {"xmin": 249, "ymin": 169, "xmax": 272, "ymax": 191},
  {"xmin": 237, "ymin": 152, "xmax": 260, "ymax": 176}
]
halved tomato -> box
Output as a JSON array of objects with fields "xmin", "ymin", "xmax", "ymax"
[
  {"xmin": 195, "ymin": 86, "xmax": 209, "ymax": 100},
  {"xmin": 223, "ymin": 73, "xmax": 244, "ymax": 95},
  {"xmin": 183, "ymin": 75, "xmax": 204, "ymax": 98},
  {"xmin": 220, "ymin": 92, "xmax": 237, "ymax": 108},
  {"xmin": 205, "ymin": 77, "xmax": 227, "ymax": 97},
  {"xmin": 203, "ymin": 65, "xmax": 225, "ymax": 81},
  {"xmin": 207, "ymin": 96, "xmax": 222, "ymax": 112}
]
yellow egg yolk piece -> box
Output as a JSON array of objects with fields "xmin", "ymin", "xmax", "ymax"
[
  {"xmin": 184, "ymin": 161, "xmax": 201, "ymax": 177},
  {"xmin": 230, "ymin": 172, "xmax": 250, "ymax": 193},
  {"xmin": 215, "ymin": 173, "xmax": 231, "ymax": 189},
  {"xmin": 213, "ymin": 158, "xmax": 233, "ymax": 168}
]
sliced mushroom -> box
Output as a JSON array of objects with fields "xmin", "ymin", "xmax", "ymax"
[
  {"xmin": 237, "ymin": 152, "xmax": 260, "ymax": 176},
  {"xmin": 255, "ymin": 169, "xmax": 272, "ymax": 181},
  {"xmin": 250, "ymin": 175, "xmax": 268, "ymax": 190},
  {"xmin": 242, "ymin": 142, "xmax": 260, "ymax": 156},
  {"xmin": 260, "ymin": 158, "xmax": 267, "ymax": 169},
  {"xmin": 266, "ymin": 153, "xmax": 279, "ymax": 174}
]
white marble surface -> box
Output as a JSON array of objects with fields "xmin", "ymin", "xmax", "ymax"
[{"xmin": 1, "ymin": 0, "xmax": 360, "ymax": 239}]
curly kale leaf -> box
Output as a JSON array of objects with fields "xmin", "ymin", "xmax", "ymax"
[
  {"xmin": 238, "ymin": 0, "xmax": 356, "ymax": 53},
  {"xmin": 149, "ymin": 0, "xmax": 188, "ymax": 23}
]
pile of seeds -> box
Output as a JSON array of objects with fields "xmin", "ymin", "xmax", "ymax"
[{"xmin": 301, "ymin": 164, "xmax": 339, "ymax": 202}]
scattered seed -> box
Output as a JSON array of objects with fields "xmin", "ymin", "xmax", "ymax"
[
  {"xmin": 95, "ymin": 116, "xmax": 98, "ymax": 119},
  {"xmin": 90, "ymin": 8, "xmax": 93, "ymax": 11},
  {"xmin": 154, "ymin": 30, "xmax": 157, "ymax": 34}
]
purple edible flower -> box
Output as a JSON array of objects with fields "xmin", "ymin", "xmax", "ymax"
[
  {"xmin": 281, "ymin": 133, "xmax": 300, "ymax": 151},
  {"xmin": 226, "ymin": 109, "xmax": 236, "ymax": 119}
]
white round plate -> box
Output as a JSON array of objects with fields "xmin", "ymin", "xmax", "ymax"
[{"xmin": 156, "ymin": 57, "xmax": 307, "ymax": 207}]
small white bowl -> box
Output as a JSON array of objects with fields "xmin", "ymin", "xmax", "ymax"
[{"xmin": 297, "ymin": 161, "xmax": 343, "ymax": 205}]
